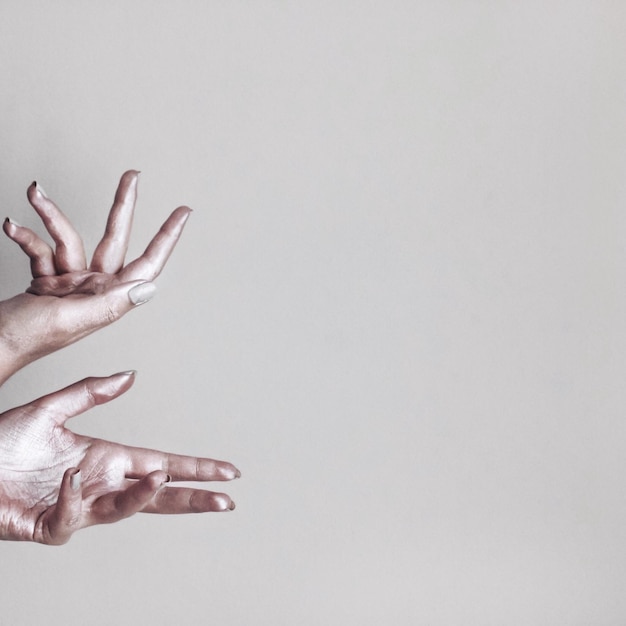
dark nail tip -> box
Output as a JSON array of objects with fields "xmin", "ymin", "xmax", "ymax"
[
  {"xmin": 228, "ymin": 501, "xmax": 236, "ymax": 511},
  {"xmin": 234, "ymin": 469, "xmax": 242, "ymax": 479}
]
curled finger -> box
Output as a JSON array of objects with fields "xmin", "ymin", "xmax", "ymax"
[
  {"xmin": 37, "ymin": 468, "xmax": 83, "ymax": 545},
  {"xmin": 26, "ymin": 181, "xmax": 87, "ymax": 273},
  {"xmin": 89, "ymin": 470, "xmax": 170, "ymax": 525},
  {"xmin": 3, "ymin": 218, "xmax": 56, "ymax": 277}
]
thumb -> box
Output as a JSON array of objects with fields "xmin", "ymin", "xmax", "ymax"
[
  {"xmin": 34, "ymin": 371, "xmax": 136, "ymax": 423},
  {"xmin": 97, "ymin": 279, "xmax": 157, "ymax": 322},
  {"xmin": 54, "ymin": 280, "xmax": 157, "ymax": 339}
]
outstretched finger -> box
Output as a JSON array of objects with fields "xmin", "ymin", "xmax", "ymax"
[
  {"xmin": 125, "ymin": 447, "xmax": 241, "ymax": 482},
  {"xmin": 118, "ymin": 206, "xmax": 191, "ymax": 282},
  {"xmin": 91, "ymin": 170, "xmax": 140, "ymax": 274},
  {"xmin": 34, "ymin": 371, "xmax": 136, "ymax": 425},
  {"xmin": 3, "ymin": 218, "xmax": 56, "ymax": 277},
  {"xmin": 142, "ymin": 486, "xmax": 235, "ymax": 514},
  {"xmin": 26, "ymin": 182, "xmax": 87, "ymax": 273},
  {"xmin": 38, "ymin": 468, "xmax": 83, "ymax": 545},
  {"xmin": 89, "ymin": 471, "xmax": 169, "ymax": 524}
]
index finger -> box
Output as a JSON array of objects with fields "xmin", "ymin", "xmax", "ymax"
[{"xmin": 117, "ymin": 206, "xmax": 191, "ymax": 282}]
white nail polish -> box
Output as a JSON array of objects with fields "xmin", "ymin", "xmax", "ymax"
[
  {"xmin": 70, "ymin": 470, "xmax": 81, "ymax": 491},
  {"xmin": 128, "ymin": 282, "xmax": 156, "ymax": 306}
]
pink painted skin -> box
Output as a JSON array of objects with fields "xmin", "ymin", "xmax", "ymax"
[
  {"xmin": 0, "ymin": 170, "xmax": 191, "ymax": 385},
  {"xmin": 0, "ymin": 371, "xmax": 239, "ymax": 545},
  {"xmin": 0, "ymin": 172, "xmax": 240, "ymax": 543}
]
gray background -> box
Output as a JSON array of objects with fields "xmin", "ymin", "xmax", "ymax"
[{"xmin": 1, "ymin": 1, "xmax": 626, "ymax": 624}]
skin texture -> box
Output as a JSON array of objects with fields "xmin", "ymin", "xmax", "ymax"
[
  {"xmin": 0, "ymin": 170, "xmax": 191, "ymax": 385},
  {"xmin": 0, "ymin": 172, "xmax": 240, "ymax": 544},
  {"xmin": 0, "ymin": 372, "xmax": 239, "ymax": 544}
]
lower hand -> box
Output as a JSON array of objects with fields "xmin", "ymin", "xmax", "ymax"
[{"xmin": 0, "ymin": 372, "xmax": 239, "ymax": 545}]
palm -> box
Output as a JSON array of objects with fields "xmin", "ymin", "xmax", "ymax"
[
  {"xmin": 0, "ymin": 373, "xmax": 239, "ymax": 545},
  {"xmin": 0, "ymin": 404, "xmax": 91, "ymax": 540}
]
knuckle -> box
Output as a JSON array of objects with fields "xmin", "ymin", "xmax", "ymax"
[{"xmin": 103, "ymin": 304, "xmax": 119, "ymax": 324}]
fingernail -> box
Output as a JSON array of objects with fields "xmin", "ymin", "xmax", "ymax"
[
  {"xmin": 5, "ymin": 217, "xmax": 21, "ymax": 227},
  {"xmin": 34, "ymin": 181, "xmax": 48, "ymax": 199},
  {"xmin": 128, "ymin": 281, "xmax": 156, "ymax": 306},
  {"xmin": 115, "ymin": 370, "xmax": 136, "ymax": 378},
  {"xmin": 4, "ymin": 218, "xmax": 18, "ymax": 237},
  {"xmin": 71, "ymin": 469, "xmax": 81, "ymax": 491},
  {"xmin": 157, "ymin": 474, "xmax": 172, "ymax": 491},
  {"xmin": 234, "ymin": 468, "xmax": 241, "ymax": 479},
  {"xmin": 228, "ymin": 500, "xmax": 236, "ymax": 511}
]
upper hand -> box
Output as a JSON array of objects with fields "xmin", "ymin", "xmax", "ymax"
[
  {"xmin": 0, "ymin": 371, "xmax": 239, "ymax": 545},
  {"xmin": 0, "ymin": 171, "xmax": 190, "ymax": 384}
]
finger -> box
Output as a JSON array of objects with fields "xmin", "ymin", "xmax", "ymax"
[
  {"xmin": 26, "ymin": 181, "xmax": 87, "ymax": 273},
  {"xmin": 3, "ymin": 218, "xmax": 56, "ymax": 277},
  {"xmin": 91, "ymin": 170, "xmax": 140, "ymax": 274},
  {"xmin": 89, "ymin": 471, "xmax": 169, "ymax": 524},
  {"xmin": 27, "ymin": 270, "xmax": 102, "ymax": 297},
  {"xmin": 40, "ymin": 468, "xmax": 83, "ymax": 545},
  {"xmin": 34, "ymin": 371, "xmax": 136, "ymax": 425},
  {"xmin": 118, "ymin": 206, "xmax": 191, "ymax": 282},
  {"xmin": 125, "ymin": 447, "xmax": 241, "ymax": 482},
  {"xmin": 141, "ymin": 486, "xmax": 235, "ymax": 514},
  {"xmin": 33, "ymin": 279, "xmax": 157, "ymax": 343}
]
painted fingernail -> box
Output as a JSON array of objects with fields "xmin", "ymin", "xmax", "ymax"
[
  {"xmin": 70, "ymin": 469, "xmax": 81, "ymax": 491},
  {"xmin": 4, "ymin": 218, "xmax": 18, "ymax": 236},
  {"xmin": 115, "ymin": 370, "xmax": 137, "ymax": 378},
  {"xmin": 34, "ymin": 181, "xmax": 48, "ymax": 199},
  {"xmin": 234, "ymin": 468, "xmax": 241, "ymax": 479},
  {"xmin": 5, "ymin": 217, "xmax": 21, "ymax": 227},
  {"xmin": 228, "ymin": 500, "xmax": 236, "ymax": 511},
  {"xmin": 128, "ymin": 281, "xmax": 156, "ymax": 306},
  {"xmin": 157, "ymin": 474, "xmax": 172, "ymax": 491}
]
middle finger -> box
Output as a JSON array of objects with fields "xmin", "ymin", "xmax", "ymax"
[{"xmin": 91, "ymin": 170, "xmax": 140, "ymax": 274}]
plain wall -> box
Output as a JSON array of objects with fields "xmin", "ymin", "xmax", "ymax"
[{"xmin": 1, "ymin": 1, "xmax": 626, "ymax": 624}]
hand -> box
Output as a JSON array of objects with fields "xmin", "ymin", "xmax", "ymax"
[
  {"xmin": 0, "ymin": 371, "xmax": 239, "ymax": 545},
  {"xmin": 0, "ymin": 171, "xmax": 190, "ymax": 385}
]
